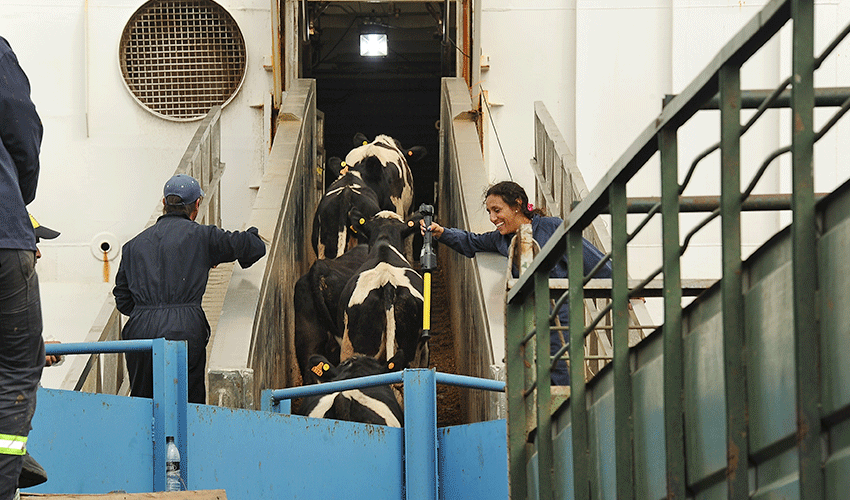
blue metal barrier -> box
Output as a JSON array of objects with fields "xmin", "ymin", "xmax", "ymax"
[
  {"xmin": 262, "ymin": 368, "xmax": 506, "ymax": 500},
  {"xmin": 34, "ymin": 342, "xmax": 507, "ymax": 499},
  {"xmin": 44, "ymin": 339, "xmax": 188, "ymax": 492}
]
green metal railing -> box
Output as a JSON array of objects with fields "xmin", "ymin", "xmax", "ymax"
[{"xmin": 505, "ymin": 1, "xmax": 850, "ymax": 498}]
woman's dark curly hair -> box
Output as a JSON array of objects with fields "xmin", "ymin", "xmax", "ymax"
[{"xmin": 484, "ymin": 181, "xmax": 546, "ymax": 218}]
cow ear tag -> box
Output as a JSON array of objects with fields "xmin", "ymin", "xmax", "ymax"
[
  {"xmin": 349, "ymin": 225, "xmax": 357, "ymax": 234},
  {"xmin": 388, "ymin": 362, "xmax": 395, "ymax": 370},
  {"xmin": 310, "ymin": 362, "xmax": 325, "ymax": 377},
  {"xmin": 323, "ymin": 363, "xmax": 330, "ymax": 372},
  {"xmin": 407, "ymin": 221, "xmax": 414, "ymax": 227},
  {"xmin": 362, "ymin": 140, "xmax": 368, "ymax": 145},
  {"xmin": 359, "ymin": 218, "xmax": 366, "ymax": 225},
  {"xmin": 408, "ymin": 150, "xmax": 413, "ymax": 156},
  {"xmin": 341, "ymin": 161, "xmax": 346, "ymax": 167}
]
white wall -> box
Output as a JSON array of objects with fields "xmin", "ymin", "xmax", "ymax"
[
  {"xmin": 0, "ymin": 0, "xmax": 273, "ymax": 284},
  {"xmin": 478, "ymin": 0, "xmax": 850, "ymax": 301}
]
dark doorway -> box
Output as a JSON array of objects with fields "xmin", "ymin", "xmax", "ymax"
[{"xmin": 301, "ymin": 2, "xmax": 456, "ymax": 210}]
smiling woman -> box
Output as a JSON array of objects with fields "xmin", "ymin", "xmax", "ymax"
[{"xmin": 421, "ymin": 180, "xmax": 612, "ymax": 386}]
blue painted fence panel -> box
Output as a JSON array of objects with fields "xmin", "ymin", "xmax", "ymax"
[
  {"xmin": 28, "ymin": 389, "xmax": 155, "ymax": 493},
  {"xmin": 187, "ymin": 405, "xmax": 404, "ymax": 500},
  {"xmin": 437, "ymin": 420, "xmax": 508, "ymax": 500}
]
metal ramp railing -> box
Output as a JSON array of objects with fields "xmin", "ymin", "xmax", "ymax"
[{"xmin": 505, "ymin": 0, "xmax": 850, "ymax": 499}]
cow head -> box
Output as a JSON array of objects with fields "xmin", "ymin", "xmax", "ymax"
[
  {"xmin": 326, "ymin": 156, "xmax": 349, "ymax": 178},
  {"xmin": 348, "ymin": 209, "xmax": 423, "ymax": 250},
  {"xmin": 307, "ymin": 351, "xmax": 406, "ymax": 383}
]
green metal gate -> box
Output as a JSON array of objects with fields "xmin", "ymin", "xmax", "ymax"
[{"xmin": 505, "ymin": 0, "xmax": 850, "ymax": 498}]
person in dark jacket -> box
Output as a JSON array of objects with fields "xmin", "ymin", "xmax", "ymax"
[
  {"xmin": 421, "ymin": 181, "xmax": 612, "ymax": 385},
  {"xmin": 113, "ymin": 174, "xmax": 267, "ymax": 404},
  {"xmin": 0, "ymin": 35, "xmax": 46, "ymax": 500}
]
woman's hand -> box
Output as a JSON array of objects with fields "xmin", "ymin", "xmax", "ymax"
[{"xmin": 420, "ymin": 220, "xmax": 444, "ymax": 239}]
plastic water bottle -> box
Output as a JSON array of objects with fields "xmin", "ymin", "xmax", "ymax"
[{"xmin": 165, "ymin": 436, "xmax": 182, "ymax": 491}]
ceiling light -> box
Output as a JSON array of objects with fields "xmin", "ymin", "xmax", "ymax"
[{"xmin": 360, "ymin": 33, "xmax": 388, "ymax": 57}]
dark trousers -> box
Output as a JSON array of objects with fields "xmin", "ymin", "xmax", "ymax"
[
  {"xmin": 0, "ymin": 250, "xmax": 44, "ymax": 499},
  {"xmin": 123, "ymin": 337, "xmax": 207, "ymax": 404}
]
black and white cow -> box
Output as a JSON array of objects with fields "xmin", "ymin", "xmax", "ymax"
[
  {"xmin": 344, "ymin": 133, "xmax": 426, "ymax": 219},
  {"xmin": 311, "ymin": 168, "xmax": 381, "ymax": 260},
  {"xmin": 294, "ymin": 245, "xmax": 370, "ymax": 385},
  {"xmin": 345, "ymin": 133, "xmax": 425, "ymax": 258},
  {"xmin": 337, "ymin": 210, "xmax": 429, "ymax": 370},
  {"xmin": 296, "ymin": 353, "xmax": 405, "ymax": 427}
]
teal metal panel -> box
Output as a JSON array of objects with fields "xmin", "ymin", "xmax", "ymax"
[
  {"xmin": 438, "ymin": 420, "xmax": 508, "ymax": 500},
  {"xmin": 632, "ymin": 355, "xmax": 666, "ymax": 500},
  {"xmin": 528, "ymin": 448, "xmax": 540, "ymax": 500},
  {"xmin": 751, "ymin": 448, "xmax": 800, "ymax": 500},
  {"xmin": 818, "ymin": 217, "xmax": 850, "ymax": 416},
  {"xmin": 694, "ymin": 478, "xmax": 727, "ymax": 500},
  {"xmin": 744, "ymin": 263, "xmax": 796, "ymax": 455},
  {"xmin": 683, "ymin": 313, "xmax": 727, "ymax": 483},
  {"xmin": 588, "ymin": 387, "xmax": 616, "ymax": 500},
  {"xmin": 825, "ymin": 418, "xmax": 850, "ymax": 500},
  {"xmin": 553, "ymin": 414, "xmax": 575, "ymax": 500}
]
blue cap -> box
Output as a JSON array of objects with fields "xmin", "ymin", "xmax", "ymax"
[{"xmin": 163, "ymin": 174, "xmax": 205, "ymax": 205}]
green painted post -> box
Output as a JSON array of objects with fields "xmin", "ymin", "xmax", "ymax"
[
  {"xmin": 610, "ymin": 181, "xmax": 635, "ymax": 500},
  {"xmin": 505, "ymin": 301, "xmax": 529, "ymax": 499},
  {"xmin": 569, "ymin": 228, "xmax": 590, "ymax": 500},
  {"xmin": 790, "ymin": 1, "xmax": 824, "ymax": 499},
  {"xmin": 535, "ymin": 272, "xmax": 554, "ymax": 500},
  {"xmin": 719, "ymin": 62, "xmax": 749, "ymax": 500},
  {"xmin": 659, "ymin": 126, "xmax": 686, "ymax": 499}
]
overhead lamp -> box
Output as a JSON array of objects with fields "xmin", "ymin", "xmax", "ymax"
[{"xmin": 360, "ymin": 33, "xmax": 388, "ymax": 57}]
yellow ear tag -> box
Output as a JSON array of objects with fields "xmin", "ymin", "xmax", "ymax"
[
  {"xmin": 362, "ymin": 141, "xmax": 368, "ymax": 145},
  {"xmin": 407, "ymin": 221, "xmax": 414, "ymax": 227},
  {"xmin": 323, "ymin": 363, "xmax": 330, "ymax": 372},
  {"xmin": 359, "ymin": 218, "xmax": 365, "ymax": 225},
  {"xmin": 349, "ymin": 225, "xmax": 357, "ymax": 234},
  {"xmin": 341, "ymin": 161, "xmax": 346, "ymax": 167}
]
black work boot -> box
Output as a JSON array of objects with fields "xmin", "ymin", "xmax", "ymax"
[{"xmin": 18, "ymin": 452, "xmax": 47, "ymax": 488}]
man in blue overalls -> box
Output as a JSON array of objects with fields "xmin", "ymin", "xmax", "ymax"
[{"xmin": 113, "ymin": 174, "xmax": 267, "ymax": 404}]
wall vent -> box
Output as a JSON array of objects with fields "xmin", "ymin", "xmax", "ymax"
[{"xmin": 119, "ymin": 0, "xmax": 247, "ymax": 121}]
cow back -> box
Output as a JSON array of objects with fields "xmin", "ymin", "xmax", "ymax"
[
  {"xmin": 312, "ymin": 172, "xmax": 380, "ymax": 259},
  {"xmin": 294, "ymin": 246, "xmax": 370, "ymax": 384}
]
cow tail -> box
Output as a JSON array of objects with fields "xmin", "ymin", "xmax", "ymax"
[{"xmin": 309, "ymin": 265, "xmax": 337, "ymax": 335}]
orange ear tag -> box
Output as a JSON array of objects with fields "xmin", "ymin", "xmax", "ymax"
[
  {"xmin": 310, "ymin": 363, "xmax": 324, "ymax": 377},
  {"xmin": 408, "ymin": 151, "xmax": 413, "ymax": 156},
  {"xmin": 407, "ymin": 221, "xmax": 414, "ymax": 227},
  {"xmin": 388, "ymin": 362, "xmax": 395, "ymax": 370}
]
